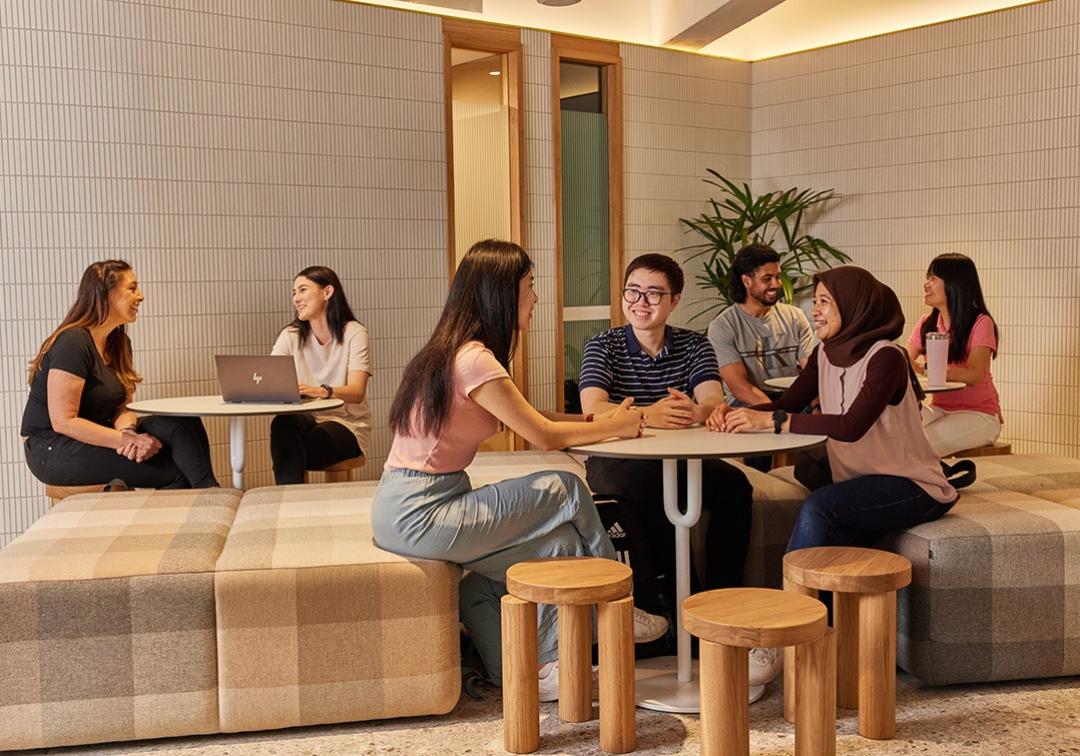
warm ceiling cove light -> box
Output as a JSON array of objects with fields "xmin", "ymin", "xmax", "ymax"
[{"xmin": 537, "ymin": 0, "xmax": 580, "ymax": 6}]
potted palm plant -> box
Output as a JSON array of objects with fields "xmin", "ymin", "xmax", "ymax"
[{"xmin": 679, "ymin": 170, "xmax": 850, "ymax": 320}]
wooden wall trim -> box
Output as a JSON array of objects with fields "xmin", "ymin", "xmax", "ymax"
[{"xmin": 551, "ymin": 34, "xmax": 624, "ymax": 411}]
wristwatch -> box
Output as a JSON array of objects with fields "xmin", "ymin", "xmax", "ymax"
[
  {"xmin": 321, "ymin": 384, "xmax": 334, "ymax": 399},
  {"xmin": 772, "ymin": 409, "xmax": 788, "ymax": 434}
]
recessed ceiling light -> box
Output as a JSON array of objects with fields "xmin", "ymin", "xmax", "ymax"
[
  {"xmin": 537, "ymin": 0, "xmax": 580, "ymax": 6},
  {"xmin": 489, "ymin": 70, "xmax": 501, "ymax": 76}
]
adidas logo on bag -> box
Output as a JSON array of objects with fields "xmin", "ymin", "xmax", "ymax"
[{"xmin": 607, "ymin": 521, "xmax": 626, "ymax": 539}]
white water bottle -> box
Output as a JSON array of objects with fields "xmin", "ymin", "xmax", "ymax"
[{"xmin": 925, "ymin": 332, "xmax": 949, "ymax": 388}]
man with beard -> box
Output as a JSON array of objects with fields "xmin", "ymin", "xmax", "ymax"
[{"xmin": 708, "ymin": 243, "xmax": 814, "ymax": 410}]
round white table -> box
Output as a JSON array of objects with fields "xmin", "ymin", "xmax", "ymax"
[
  {"xmin": 569, "ymin": 426, "xmax": 826, "ymax": 713},
  {"xmin": 764, "ymin": 375, "xmax": 965, "ymax": 393},
  {"xmin": 127, "ymin": 395, "xmax": 343, "ymax": 489}
]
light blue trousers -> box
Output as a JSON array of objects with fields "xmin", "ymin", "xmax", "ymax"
[{"xmin": 371, "ymin": 467, "xmax": 616, "ymax": 685}]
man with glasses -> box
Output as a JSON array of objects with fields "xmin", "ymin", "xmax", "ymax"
[{"xmin": 578, "ymin": 255, "xmax": 772, "ymax": 688}]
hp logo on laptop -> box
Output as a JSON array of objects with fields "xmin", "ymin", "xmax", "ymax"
[{"xmin": 251, "ymin": 372, "xmax": 263, "ymax": 385}]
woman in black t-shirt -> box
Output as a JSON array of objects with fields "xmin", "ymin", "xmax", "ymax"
[{"xmin": 22, "ymin": 260, "xmax": 218, "ymax": 489}]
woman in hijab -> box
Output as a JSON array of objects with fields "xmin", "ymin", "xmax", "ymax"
[{"xmin": 718, "ymin": 266, "xmax": 958, "ymax": 550}]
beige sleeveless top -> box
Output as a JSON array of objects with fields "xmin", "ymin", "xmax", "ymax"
[{"xmin": 818, "ymin": 340, "xmax": 956, "ymax": 504}]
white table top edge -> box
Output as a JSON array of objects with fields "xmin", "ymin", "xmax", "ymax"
[
  {"xmin": 127, "ymin": 395, "xmax": 343, "ymax": 417},
  {"xmin": 568, "ymin": 426, "xmax": 826, "ymax": 459}
]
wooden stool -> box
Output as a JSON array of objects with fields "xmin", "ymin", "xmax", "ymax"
[
  {"xmin": 953, "ymin": 441, "xmax": 1011, "ymax": 458},
  {"xmin": 502, "ymin": 557, "xmax": 636, "ymax": 754},
  {"xmin": 683, "ymin": 588, "xmax": 833, "ymax": 756},
  {"xmin": 45, "ymin": 484, "xmax": 107, "ymax": 507},
  {"xmin": 305, "ymin": 456, "xmax": 365, "ymax": 483},
  {"xmin": 783, "ymin": 546, "xmax": 911, "ymax": 740}
]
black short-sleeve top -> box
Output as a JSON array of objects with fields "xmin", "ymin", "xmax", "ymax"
[{"xmin": 21, "ymin": 328, "xmax": 127, "ymax": 437}]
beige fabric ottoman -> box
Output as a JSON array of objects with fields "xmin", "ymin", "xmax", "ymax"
[
  {"xmin": 0, "ymin": 488, "xmax": 240, "ymax": 751},
  {"xmin": 214, "ymin": 483, "xmax": 462, "ymax": 733}
]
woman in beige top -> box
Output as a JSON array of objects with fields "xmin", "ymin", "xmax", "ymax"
[{"xmin": 722, "ymin": 266, "xmax": 957, "ymax": 550}]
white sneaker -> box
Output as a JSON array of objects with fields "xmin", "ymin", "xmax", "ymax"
[
  {"xmin": 748, "ymin": 646, "xmax": 783, "ymax": 686},
  {"xmin": 538, "ymin": 661, "xmax": 559, "ymax": 702},
  {"xmin": 633, "ymin": 607, "xmax": 669, "ymax": 643},
  {"xmin": 537, "ymin": 661, "xmax": 598, "ymax": 703}
]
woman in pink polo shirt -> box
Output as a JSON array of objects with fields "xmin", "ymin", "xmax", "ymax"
[
  {"xmin": 906, "ymin": 254, "xmax": 1002, "ymax": 456},
  {"xmin": 371, "ymin": 239, "xmax": 660, "ymax": 698}
]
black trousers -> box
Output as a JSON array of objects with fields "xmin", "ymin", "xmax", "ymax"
[
  {"xmin": 269, "ymin": 415, "xmax": 361, "ymax": 484},
  {"xmin": 585, "ymin": 456, "xmax": 753, "ymax": 614},
  {"xmin": 25, "ymin": 415, "xmax": 219, "ymax": 489}
]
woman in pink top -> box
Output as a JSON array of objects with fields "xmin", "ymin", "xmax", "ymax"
[
  {"xmin": 906, "ymin": 253, "xmax": 1002, "ymax": 456},
  {"xmin": 371, "ymin": 239, "xmax": 660, "ymax": 697},
  {"xmin": 721, "ymin": 267, "xmax": 957, "ymax": 551}
]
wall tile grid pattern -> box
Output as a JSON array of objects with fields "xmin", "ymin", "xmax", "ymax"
[
  {"xmin": 521, "ymin": 29, "xmax": 558, "ymax": 412},
  {"xmin": 751, "ymin": 0, "xmax": 1080, "ymax": 459},
  {"xmin": 0, "ymin": 0, "xmax": 447, "ymax": 546},
  {"xmin": 621, "ymin": 44, "xmax": 752, "ymax": 331}
]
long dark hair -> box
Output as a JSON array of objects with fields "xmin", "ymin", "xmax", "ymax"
[
  {"xmin": 918, "ymin": 254, "xmax": 998, "ymax": 363},
  {"xmin": 28, "ymin": 259, "xmax": 142, "ymax": 393},
  {"xmin": 286, "ymin": 266, "xmax": 359, "ymax": 348},
  {"xmin": 389, "ymin": 239, "xmax": 532, "ymax": 438}
]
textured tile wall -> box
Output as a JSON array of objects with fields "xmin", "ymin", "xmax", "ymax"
[
  {"xmin": 522, "ymin": 29, "xmax": 558, "ymax": 412},
  {"xmin": 752, "ymin": 0, "xmax": 1080, "ymax": 458},
  {"xmin": 621, "ymin": 44, "xmax": 752, "ymax": 330},
  {"xmin": 0, "ymin": 0, "xmax": 447, "ymax": 546}
]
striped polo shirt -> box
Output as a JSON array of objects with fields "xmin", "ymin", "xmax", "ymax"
[{"xmin": 579, "ymin": 324, "xmax": 721, "ymax": 405}]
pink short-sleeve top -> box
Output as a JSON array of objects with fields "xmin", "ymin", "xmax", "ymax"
[
  {"xmin": 908, "ymin": 312, "xmax": 1002, "ymax": 421},
  {"xmin": 384, "ymin": 341, "xmax": 510, "ymax": 474}
]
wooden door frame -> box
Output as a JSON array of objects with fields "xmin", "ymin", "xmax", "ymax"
[
  {"xmin": 443, "ymin": 18, "xmax": 529, "ymax": 446},
  {"xmin": 551, "ymin": 34, "xmax": 624, "ymax": 411}
]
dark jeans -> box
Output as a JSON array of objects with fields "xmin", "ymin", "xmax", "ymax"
[
  {"xmin": 270, "ymin": 414, "xmax": 361, "ymax": 484},
  {"xmin": 24, "ymin": 415, "xmax": 219, "ymax": 489},
  {"xmin": 787, "ymin": 474, "xmax": 955, "ymax": 552},
  {"xmin": 585, "ymin": 456, "xmax": 753, "ymax": 615}
]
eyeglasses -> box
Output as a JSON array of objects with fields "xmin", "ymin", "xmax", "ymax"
[{"xmin": 622, "ymin": 288, "xmax": 672, "ymax": 306}]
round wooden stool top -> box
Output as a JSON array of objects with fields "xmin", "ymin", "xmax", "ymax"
[
  {"xmin": 506, "ymin": 557, "xmax": 633, "ymax": 606},
  {"xmin": 682, "ymin": 588, "xmax": 827, "ymax": 648},
  {"xmin": 784, "ymin": 546, "xmax": 912, "ymax": 594}
]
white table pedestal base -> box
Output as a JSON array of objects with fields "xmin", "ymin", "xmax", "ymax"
[
  {"xmin": 228, "ymin": 417, "xmax": 245, "ymax": 489},
  {"xmin": 634, "ymin": 656, "xmax": 765, "ymax": 713}
]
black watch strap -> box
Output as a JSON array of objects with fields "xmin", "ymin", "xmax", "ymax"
[
  {"xmin": 772, "ymin": 409, "xmax": 788, "ymax": 434},
  {"xmin": 321, "ymin": 383, "xmax": 334, "ymax": 399}
]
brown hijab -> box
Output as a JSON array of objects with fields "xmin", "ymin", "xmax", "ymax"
[{"xmin": 814, "ymin": 266, "xmax": 905, "ymax": 368}]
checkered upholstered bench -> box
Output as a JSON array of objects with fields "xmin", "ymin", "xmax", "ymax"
[
  {"xmin": 771, "ymin": 454, "xmax": 1080, "ymax": 685},
  {"xmin": 0, "ymin": 488, "xmax": 241, "ymax": 751},
  {"xmin": 213, "ymin": 482, "xmax": 462, "ymax": 733}
]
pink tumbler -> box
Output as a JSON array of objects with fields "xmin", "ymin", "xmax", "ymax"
[{"xmin": 925, "ymin": 332, "xmax": 949, "ymax": 388}]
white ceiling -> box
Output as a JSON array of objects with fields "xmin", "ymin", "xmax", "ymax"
[{"xmin": 354, "ymin": 0, "xmax": 1040, "ymax": 60}]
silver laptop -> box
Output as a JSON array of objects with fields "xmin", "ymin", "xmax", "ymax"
[{"xmin": 215, "ymin": 355, "xmax": 306, "ymax": 403}]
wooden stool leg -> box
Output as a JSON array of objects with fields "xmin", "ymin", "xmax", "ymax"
[
  {"xmin": 783, "ymin": 577, "xmax": 818, "ymax": 724},
  {"xmin": 834, "ymin": 591, "xmax": 860, "ymax": 709},
  {"xmin": 502, "ymin": 595, "xmax": 539, "ymax": 754},
  {"xmin": 558, "ymin": 603, "xmax": 593, "ymax": 723},
  {"xmin": 795, "ymin": 628, "xmax": 836, "ymax": 756},
  {"xmin": 858, "ymin": 590, "xmax": 897, "ymax": 739},
  {"xmin": 598, "ymin": 596, "xmax": 635, "ymax": 753},
  {"xmin": 701, "ymin": 641, "xmax": 748, "ymax": 756}
]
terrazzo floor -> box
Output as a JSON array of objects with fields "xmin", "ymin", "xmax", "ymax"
[{"xmin": 34, "ymin": 672, "xmax": 1080, "ymax": 755}]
